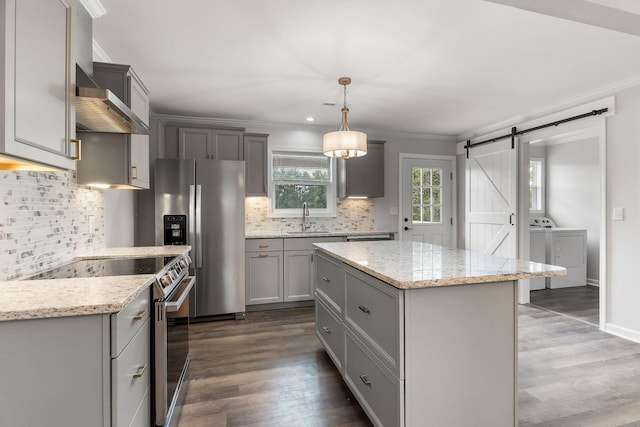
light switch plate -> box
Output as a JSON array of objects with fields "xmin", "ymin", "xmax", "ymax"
[
  {"xmin": 613, "ymin": 207, "xmax": 624, "ymax": 221},
  {"xmin": 390, "ymin": 206, "xmax": 398, "ymax": 216}
]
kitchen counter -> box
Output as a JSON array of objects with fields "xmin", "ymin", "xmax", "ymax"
[
  {"xmin": 0, "ymin": 245, "xmax": 191, "ymax": 321},
  {"xmin": 245, "ymin": 230, "xmax": 396, "ymax": 239},
  {"xmin": 313, "ymin": 240, "xmax": 565, "ymax": 289}
]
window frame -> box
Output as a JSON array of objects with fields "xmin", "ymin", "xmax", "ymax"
[
  {"xmin": 529, "ymin": 157, "xmax": 545, "ymax": 214},
  {"xmin": 267, "ymin": 147, "xmax": 337, "ymax": 218}
]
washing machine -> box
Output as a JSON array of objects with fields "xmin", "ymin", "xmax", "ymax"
[{"xmin": 530, "ymin": 217, "xmax": 587, "ymax": 289}]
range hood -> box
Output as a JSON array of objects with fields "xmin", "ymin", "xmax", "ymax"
[{"xmin": 76, "ymin": 86, "xmax": 149, "ymax": 134}]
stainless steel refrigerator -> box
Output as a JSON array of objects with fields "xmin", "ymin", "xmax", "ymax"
[{"xmin": 154, "ymin": 158, "xmax": 245, "ymax": 318}]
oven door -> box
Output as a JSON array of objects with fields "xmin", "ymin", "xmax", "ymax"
[{"xmin": 154, "ymin": 276, "xmax": 195, "ymax": 427}]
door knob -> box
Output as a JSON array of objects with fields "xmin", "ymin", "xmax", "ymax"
[{"xmin": 404, "ymin": 226, "xmax": 412, "ymax": 231}]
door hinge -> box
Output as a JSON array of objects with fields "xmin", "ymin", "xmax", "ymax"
[
  {"xmin": 450, "ymin": 217, "xmax": 453, "ymax": 225},
  {"xmin": 450, "ymin": 172, "xmax": 453, "ymax": 180}
]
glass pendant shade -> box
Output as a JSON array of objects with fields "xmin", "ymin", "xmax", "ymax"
[{"xmin": 323, "ymin": 78, "xmax": 367, "ymax": 159}]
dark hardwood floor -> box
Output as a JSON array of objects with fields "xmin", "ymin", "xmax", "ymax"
[
  {"xmin": 530, "ymin": 285, "xmax": 599, "ymax": 325},
  {"xmin": 177, "ymin": 303, "xmax": 640, "ymax": 427}
]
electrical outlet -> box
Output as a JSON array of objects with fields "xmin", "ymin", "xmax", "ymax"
[
  {"xmin": 613, "ymin": 207, "xmax": 624, "ymax": 221},
  {"xmin": 390, "ymin": 206, "xmax": 398, "ymax": 216},
  {"xmin": 88, "ymin": 215, "xmax": 95, "ymax": 233}
]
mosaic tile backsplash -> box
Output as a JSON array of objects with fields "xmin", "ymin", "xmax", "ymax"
[
  {"xmin": 0, "ymin": 171, "xmax": 104, "ymax": 280},
  {"xmin": 245, "ymin": 197, "xmax": 375, "ymax": 234}
]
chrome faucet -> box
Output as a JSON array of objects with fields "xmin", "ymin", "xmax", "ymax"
[{"xmin": 302, "ymin": 202, "xmax": 310, "ymax": 232}]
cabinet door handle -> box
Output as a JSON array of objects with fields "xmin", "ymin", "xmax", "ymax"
[
  {"xmin": 131, "ymin": 165, "xmax": 138, "ymax": 180},
  {"xmin": 322, "ymin": 276, "xmax": 330, "ymax": 283},
  {"xmin": 259, "ymin": 253, "xmax": 269, "ymax": 258},
  {"xmin": 259, "ymin": 243, "xmax": 269, "ymax": 248},
  {"xmin": 358, "ymin": 305, "xmax": 371, "ymax": 314},
  {"xmin": 132, "ymin": 364, "xmax": 147, "ymax": 379},
  {"xmin": 359, "ymin": 374, "xmax": 372, "ymax": 386},
  {"xmin": 70, "ymin": 138, "xmax": 81, "ymax": 160},
  {"xmin": 322, "ymin": 326, "xmax": 331, "ymax": 334},
  {"xmin": 133, "ymin": 309, "xmax": 147, "ymax": 321}
]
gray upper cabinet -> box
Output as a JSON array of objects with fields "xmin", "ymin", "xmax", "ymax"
[
  {"xmin": 338, "ymin": 140, "xmax": 385, "ymax": 198},
  {"xmin": 243, "ymin": 133, "xmax": 268, "ymax": 196},
  {"xmin": 77, "ymin": 62, "xmax": 150, "ymax": 189},
  {"xmin": 178, "ymin": 127, "xmax": 244, "ymax": 161},
  {"xmin": 0, "ymin": 0, "xmax": 77, "ymax": 170}
]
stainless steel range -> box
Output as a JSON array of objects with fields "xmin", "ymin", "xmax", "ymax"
[{"xmin": 25, "ymin": 253, "xmax": 194, "ymax": 427}]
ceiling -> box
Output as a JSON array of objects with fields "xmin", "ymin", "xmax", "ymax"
[{"xmin": 91, "ymin": 0, "xmax": 640, "ymax": 139}]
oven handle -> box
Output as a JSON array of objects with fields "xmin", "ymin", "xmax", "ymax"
[{"xmin": 165, "ymin": 276, "xmax": 196, "ymax": 313}]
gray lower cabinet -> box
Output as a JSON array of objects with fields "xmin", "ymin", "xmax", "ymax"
[
  {"xmin": 245, "ymin": 238, "xmax": 284, "ymax": 305},
  {"xmin": 0, "ymin": 288, "xmax": 151, "ymax": 427},
  {"xmin": 315, "ymin": 251, "xmax": 517, "ymax": 427},
  {"xmin": 246, "ymin": 237, "xmax": 344, "ymax": 306}
]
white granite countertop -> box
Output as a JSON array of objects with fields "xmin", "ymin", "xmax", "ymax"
[
  {"xmin": 314, "ymin": 241, "xmax": 566, "ymax": 290},
  {"xmin": 0, "ymin": 246, "xmax": 191, "ymax": 322},
  {"xmin": 246, "ymin": 230, "xmax": 396, "ymax": 239}
]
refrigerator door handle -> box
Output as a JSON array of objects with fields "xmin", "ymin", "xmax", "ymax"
[
  {"xmin": 195, "ymin": 184, "xmax": 203, "ymax": 269},
  {"xmin": 189, "ymin": 184, "xmax": 197, "ymax": 266}
]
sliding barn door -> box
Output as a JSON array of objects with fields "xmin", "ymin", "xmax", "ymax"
[{"xmin": 465, "ymin": 139, "xmax": 518, "ymax": 258}]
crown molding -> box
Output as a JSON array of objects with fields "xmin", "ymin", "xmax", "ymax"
[
  {"xmin": 150, "ymin": 113, "xmax": 457, "ymax": 142},
  {"xmin": 457, "ymin": 73, "xmax": 640, "ymax": 141},
  {"xmin": 78, "ymin": 0, "xmax": 106, "ymax": 18}
]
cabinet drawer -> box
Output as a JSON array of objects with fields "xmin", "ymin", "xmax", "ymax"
[
  {"xmin": 315, "ymin": 253, "xmax": 345, "ymax": 315},
  {"xmin": 345, "ymin": 329, "xmax": 402, "ymax": 427},
  {"xmin": 344, "ymin": 268, "xmax": 403, "ymax": 375},
  {"xmin": 246, "ymin": 238, "xmax": 284, "ymax": 252},
  {"xmin": 112, "ymin": 318, "xmax": 150, "ymax": 427},
  {"xmin": 315, "ymin": 297, "xmax": 345, "ymax": 373},
  {"xmin": 111, "ymin": 287, "xmax": 151, "ymax": 358}
]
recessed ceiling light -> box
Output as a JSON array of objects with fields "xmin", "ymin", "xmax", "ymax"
[{"xmin": 306, "ymin": 117, "xmax": 315, "ymax": 122}]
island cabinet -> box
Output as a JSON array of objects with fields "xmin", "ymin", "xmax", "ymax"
[
  {"xmin": 0, "ymin": 288, "xmax": 151, "ymax": 427},
  {"xmin": 0, "ymin": 0, "xmax": 78, "ymax": 170},
  {"xmin": 315, "ymin": 251, "xmax": 518, "ymax": 427}
]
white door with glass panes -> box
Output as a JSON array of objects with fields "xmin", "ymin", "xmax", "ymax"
[
  {"xmin": 465, "ymin": 139, "xmax": 518, "ymax": 258},
  {"xmin": 400, "ymin": 157, "xmax": 453, "ymax": 245}
]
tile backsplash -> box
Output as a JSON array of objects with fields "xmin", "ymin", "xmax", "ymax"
[
  {"xmin": 0, "ymin": 171, "xmax": 104, "ymax": 280},
  {"xmin": 245, "ymin": 197, "xmax": 375, "ymax": 234}
]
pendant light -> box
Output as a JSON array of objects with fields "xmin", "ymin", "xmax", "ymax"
[{"xmin": 323, "ymin": 77, "xmax": 367, "ymax": 159}]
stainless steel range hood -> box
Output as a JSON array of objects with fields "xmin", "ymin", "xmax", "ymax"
[{"xmin": 76, "ymin": 86, "xmax": 149, "ymax": 134}]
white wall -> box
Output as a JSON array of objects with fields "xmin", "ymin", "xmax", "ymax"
[
  {"xmin": 605, "ymin": 85, "xmax": 640, "ymax": 340},
  {"xmin": 545, "ymin": 137, "xmax": 600, "ymax": 282}
]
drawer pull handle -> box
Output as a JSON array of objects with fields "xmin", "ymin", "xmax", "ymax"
[
  {"xmin": 322, "ymin": 276, "xmax": 331, "ymax": 283},
  {"xmin": 359, "ymin": 374, "xmax": 372, "ymax": 387},
  {"xmin": 133, "ymin": 309, "xmax": 147, "ymax": 320},
  {"xmin": 322, "ymin": 326, "xmax": 331, "ymax": 334},
  {"xmin": 259, "ymin": 253, "xmax": 269, "ymax": 258},
  {"xmin": 358, "ymin": 305, "xmax": 371, "ymax": 314},
  {"xmin": 132, "ymin": 364, "xmax": 147, "ymax": 378},
  {"xmin": 259, "ymin": 243, "xmax": 269, "ymax": 248}
]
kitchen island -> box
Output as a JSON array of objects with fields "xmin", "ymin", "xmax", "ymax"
[
  {"xmin": 0, "ymin": 245, "xmax": 190, "ymax": 427},
  {"xmin": 313, "ymin": 241, "xmax": 565, "ymax": 427}
]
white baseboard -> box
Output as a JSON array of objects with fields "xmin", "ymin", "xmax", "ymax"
[
  {"xmin": 604, "ymin": 323, "xmax": 640, "ymax": 344},
  {"xmin": 587, "ymin": 278, "xmax": 600, "ymax": 287}
]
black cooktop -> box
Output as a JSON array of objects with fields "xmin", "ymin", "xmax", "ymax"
[{"xmin": 25, "ymin": 257, "xmax": 168, "ymax": 280}]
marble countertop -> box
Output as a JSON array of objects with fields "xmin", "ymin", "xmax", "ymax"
[
  {"xmin": 76, "ymin": 245, "xmax": 191, "ymax": 259},
  {"xmin": 314, "ymin": 241, "xmax": 566, "ymax": 290},
  {"xmin": 0, "ymin": 246, "xmax": 192, "ymax": 322},
  {"xmin": 246, "ymin": 230, "xmax": 396, "ymax": 239}
]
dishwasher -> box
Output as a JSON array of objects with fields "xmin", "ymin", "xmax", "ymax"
[{"xmin": 346, "ymin": 233, "xmax": 394, "ymax": 242}]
